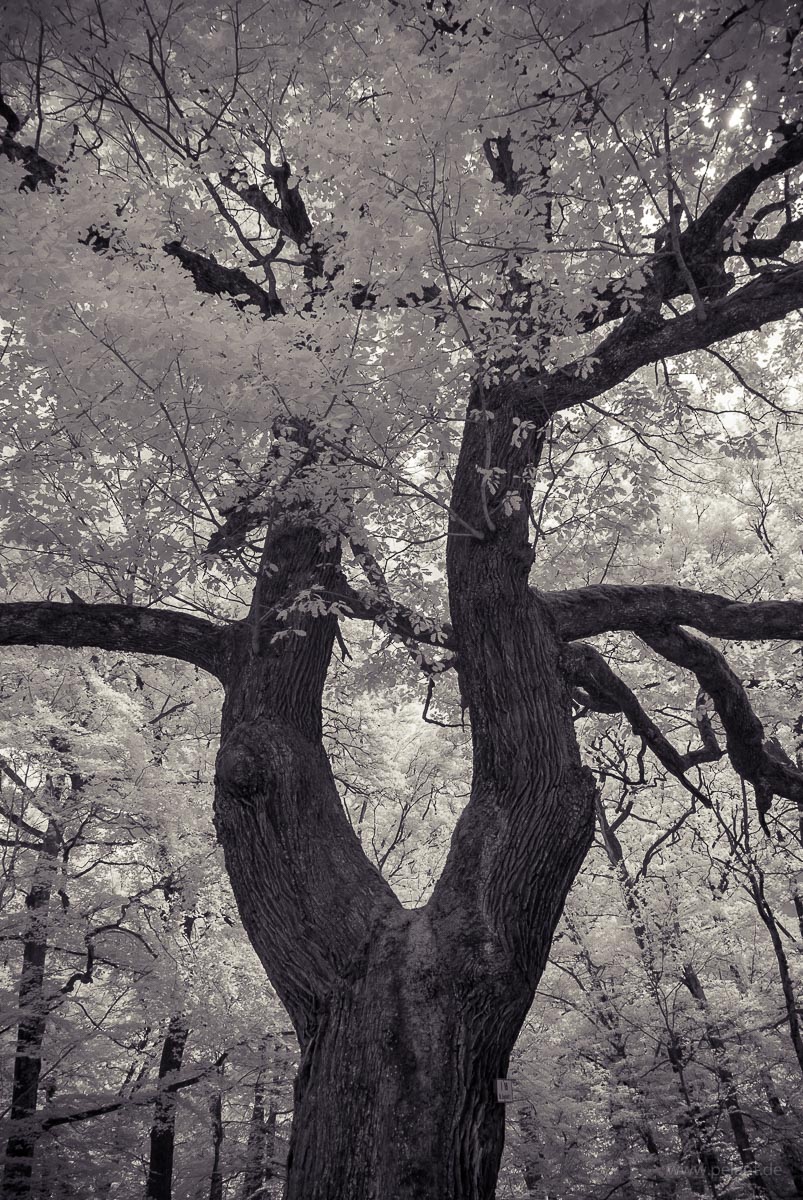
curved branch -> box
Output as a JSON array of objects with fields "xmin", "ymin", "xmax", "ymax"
[
  {"xmin": 564, "ymin": 642, "xmax": 719, "ymax": 802},
  {"xmin": 578, "ymin": 126, "xmax": 803, "ymax": 329},
  {"xmin": 510, "ymin": 262, "xmax": 803, "ymax": 421},
  {"xmin": 639, "ymin": 625, "xmax": 803, "ymax": 810},
  {"xmin": 0, "ymin": 602, "xmax": 225, "ymax": 680},
  {"xmin": 544, "ymin": 584, "xmax": 803, "ymax": 643}
]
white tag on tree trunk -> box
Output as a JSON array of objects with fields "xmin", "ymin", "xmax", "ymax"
[{"xmin": 495, "ymin": 1079, "xmax": 517, "ymax": 1102}]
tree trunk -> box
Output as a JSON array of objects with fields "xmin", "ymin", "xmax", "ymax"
[
  {"xmin": 2, "ymin": 817, "xmax": 61, "ymax": 1200},
  {"xmin": 284, "ymin": 904, "xmax": 540, "ymax": 1199},
  {"xmin": 680, "ymin": 962, "xmax": 769, "ymax": 1200},
  {"xmin": 212, "ymin": 392, "xmax": 595, "ymax": 1196},
  {"xmin": 145, "ymin": 1017, "xmax": 189, "ymax": 1200},
  {"xmin": 595, "ymin": 802, "xmax": 725, "ymax": 1196},
  {"xmin": 240, "ymin": 1068, "xmax": 274, "ymax": 1200},
  {"xmin": 758, "ymin": 1069, "xmax": 803, "ymax": 1197},
  {"xmin": 563, "ymin": 918, "xmax": 675, "ymax": 1198},
  {"xmin": 208, "ymin": 1091, "xmax": 224, "ymax": 1200}
]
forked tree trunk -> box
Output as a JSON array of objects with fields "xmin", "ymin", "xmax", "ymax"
[{"xmin": 213, "ymin": 386, "xmax": 595, "ymax": 1198}]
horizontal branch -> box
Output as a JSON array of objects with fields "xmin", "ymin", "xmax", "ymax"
[
  {"xmin": 544, "ymin": 584, "xmax": 803, "ymax": 643},
  {"xmin": 0, "ymin": 602, "xmax": 225, "ymax": 680}
]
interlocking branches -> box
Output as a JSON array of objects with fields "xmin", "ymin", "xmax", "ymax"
[{"xmin": 551, "ymin": 582, "xmax": 803, "ymax": 823}]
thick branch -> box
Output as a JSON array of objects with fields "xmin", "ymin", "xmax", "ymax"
[
  {"xmin": 510, "ymin": 263, "xmax": 803, "ymax": 421},
  {"xmin": 690, "ymin": 126, "xmax": 803, "ymax": 256},
  {"xmin": 578, "ymin": 126, "xmax": 803, "ymax": 330},
  {"xmin": 331, "ymin": 542, "xmax": 456, "ymax": 655},
  {"xmin": 0, "ymin": 602, "xmax": 224, "ymax": 680},
  {"xmin": 544, "ymin": 583, "xmax": 803, "ymax": 642},
  {"xmin": 162, "ymin": 241, "xmax": 283, "ymax": 317},
  {"xmin": 639, "ymin": 625, "xmax": 803, "ymax": 808},
  {"xmin": 564, "ymin": 642, "xmax": 719, "ymax": 800}
]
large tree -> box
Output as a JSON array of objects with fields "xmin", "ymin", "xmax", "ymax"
[{"xmin": 1, "ymin": 1, "xmax": 803, "ymax": 1196}]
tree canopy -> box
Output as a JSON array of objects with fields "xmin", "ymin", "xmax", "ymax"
[{"xmin": 1, "ymin": 1, "xmax": 803, "ymax": 1197}]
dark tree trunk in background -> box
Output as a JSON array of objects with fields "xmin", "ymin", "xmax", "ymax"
[
  {"xmin": 241, "ymin": 1068, "xmax": 279, "ymax": 1200},
  {"xmin": 240, "ymin": 1078, "xmax": 266, "ymax": 1200},
  {"xmin": 208, "ymin": 1091, "xmax": 224, "ymax": 1200},
  {"xmin": 146, "ymin": 1017, "xmax": 189, "ymax": 1200},
  {"xmin": 680, "ymin": 963, "xmax": 769, "ymax": 1200},
  {"xmin": 2, "ymin": 818, "xmax": 61, "ymax": 1200}
]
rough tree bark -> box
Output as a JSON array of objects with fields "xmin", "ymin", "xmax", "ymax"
[{"xmin": 209, "ymin": 481, "xmax": 595, "ymax": 1199}]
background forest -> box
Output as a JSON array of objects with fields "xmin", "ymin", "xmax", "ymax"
[
  {"xmin": 2, "ymin": 445, "xmax": 802, "ymax": 1198},
  {"xmin": 1, "ymin": 0, "xmax": 802, "ymax": 1196}
]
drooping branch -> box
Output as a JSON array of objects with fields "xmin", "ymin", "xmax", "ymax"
[
  {"xmin": 564, "ymin": 642, "xmax": 719, "ymax": 802},
  {"xmin": 638, "ymin": 625, "xmax": 803, "ymax": 811},
  {"xmin": 544, "ymin": 583, "xmax": 803, "ymax": 643},
  {"xmin": 0, "ymin": 602, "xmax": 225, "ymax": 680}
]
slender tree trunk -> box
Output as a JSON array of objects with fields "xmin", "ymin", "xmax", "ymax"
[
  {"xmin": 758, "ymin": 1069, "xmax": 803, "ymax": 1197},
  {"xmin": 145, "ymin": 1017, "xmax": 189, "ymax": 1200},
  {"xmin": 746, "ymin": 872, "xmax": 803, "ymax": 1076},
  {"xmin": 679, "ymin": 962, "xmax": 769, "ymax": 1200},
  {"xmin": 595, "ymin": 803, "xmax": 724, "ymax": 1197},
  {"xmin": 563, "ymin": 919, "xmax": 674, "ymax": 1198},
  {"xmin": 2, "ymin": 817, "xmax": 61, "ymax": 1200},
  {"xmin": 208, "ymin": 1092, "xmax": 224, "ymax": 1200},
  {"xmin": 240, "ymin": 1073, "xmax": 269, "ymax": 1200}
]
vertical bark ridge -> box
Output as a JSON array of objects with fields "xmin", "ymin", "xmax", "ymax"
[
  {"xmin": 214, "ymin": 523, "xmax": 398, "ymax": 1039},
  {"xmin": 435, "ymin": 386, "xmax": 595, "ymax": 980}
]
